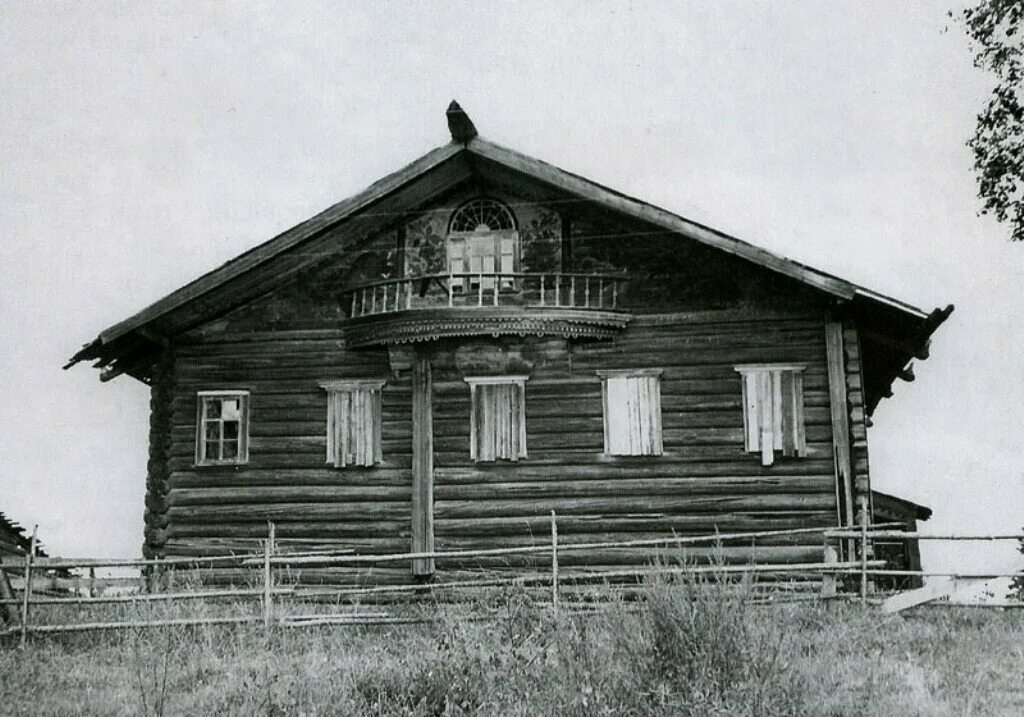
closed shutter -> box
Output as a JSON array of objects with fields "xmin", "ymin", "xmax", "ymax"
[
  {"xmin": 321, "ymin": 380, "xmax": 385, "ymax": 468},
  {"xmin": 736, "ymin": 365, "xmax": 806, "ymax": 466},
  {"xmin": 466, "ymin": 377, "xmax": 528, "ymax": 462},
  {"xmin": 599, "ymin": 370, "xmax": 663, "ymax": 456}
]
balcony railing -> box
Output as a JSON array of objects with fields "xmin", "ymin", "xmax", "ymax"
[{"xmin": 346, "ymin": 272, "xmax": 629, "ymax": 319}]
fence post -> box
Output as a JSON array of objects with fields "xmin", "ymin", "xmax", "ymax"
[
  {"xmin": 20, "ymin": 525, "xmax": 37, "ymax": 648},
  {"xmin": 858, "ymin": 495, "xmax": 869, "ymax": 606},
  {"xmin": 88, "ymin": 567, "xmax": 96, "ymax": 599},
  {"xmin": 821, "ymin": 539, "xmax": 837, "ymax": 598},
  {"xmin": 550, "ymin": 511, "xmax": 560, "ymax": 613},
  {"xmin": 263, "ymin": 521, "xmax": 276, "ymax": 632}
]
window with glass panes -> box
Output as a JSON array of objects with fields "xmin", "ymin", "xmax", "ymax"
[
  {"xmin": 195, "ymin": 391, "xmax": 249, "ymax": 465},
  {"xmin": 447, "ymin": 198, "xmax": 518, "ymax": 292}
]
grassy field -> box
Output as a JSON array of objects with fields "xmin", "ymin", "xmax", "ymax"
[{"xmin": 1, "ymin": 578, "xmax": 1022, "ymax": 716}]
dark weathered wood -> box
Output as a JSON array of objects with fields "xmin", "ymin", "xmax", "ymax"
[
  {"xmin": 825, "ymin": 321, "xmax": 854, "ymax": 535},
  {"xmin": 411, "ymin": 356, "xmax": 434, "ymax": 576}
]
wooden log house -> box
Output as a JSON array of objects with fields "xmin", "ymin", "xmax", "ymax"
[{"xmin": 66, "ymin": 102, "xmax": 952, "ymax": 585}]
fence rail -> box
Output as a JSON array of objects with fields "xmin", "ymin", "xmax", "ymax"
[{"xmin": 2, "ymin": 510, "xmax": 1021, "ymax": 644}]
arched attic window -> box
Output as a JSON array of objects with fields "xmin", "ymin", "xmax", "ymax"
[{"xmin": 447, "ymin": 198, "xmax": 519, "ymax": 292}]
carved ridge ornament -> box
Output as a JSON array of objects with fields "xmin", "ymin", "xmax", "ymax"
[{"xmin": 344, "ymin": 310, "xmax": 631, "ymax": 347}]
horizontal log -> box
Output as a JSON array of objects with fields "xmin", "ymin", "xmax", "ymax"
[
  {"xmin": 168, "ymin": 454, "xmax": 413, "ymax": 471},
  {"xmin": 434, "ymin": 511, "xmax": 838, "ymax": 537},
  {"xmin": 430, "ymin": 545, "xmax": 824, "ymax": 569},
  {"xmin": 433, "ymin": 494, "xmax": 835, "ymax": 520},
  {"xmin": 167, "ymin": 502, "xmax": 413, "ymax": 522},
  {"xmin": 163, "ymin": 537, "xmax": 411, "ymax": 555},
  {"xmin": 431, "ymin": 450, "xmax": 834, "ymax": 469},
  {"xmin": 167, "ymin": 521, "xmax": 411, "ymax": 540},
  {"xmin": 433, "ymin": 475, "xmax": 833, "ymax": 501},
  {"xmin": 169, "ymin": 484, "xmax": 413, "ymax": 507},
  {"xmin": 169, "ymin": 468, "xmax": 412, "ymax": 489},
  {"xmin": 175, "ymin": 338, "xmax": 348, "ymax": 357}
]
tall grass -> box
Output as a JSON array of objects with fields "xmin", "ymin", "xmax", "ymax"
[{"xmin": 2, "ymin": 573, "xmax": 1022, "ymax": 715}]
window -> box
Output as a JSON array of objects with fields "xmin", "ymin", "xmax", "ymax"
[
  {"xmin": 195, "ymin": 391, "xmax": 249, "ymax": 465},
  {"xmin": 447, "ymin": 198, "xmax": 518, "ymax": 292},
  {"xmin": 465, "ymin": 376, "xmax": 528, "ymax": 462},
  {"xmin": 734, "ymin": 364, "xmax": 807, "ymax": 466},
  {"xmin": 321, "ymin": 379, "xmax": 385, "ymax": 468},
  {"xmin": 598, "ymin": 369, "xmax": 663, "ymax": 456}
]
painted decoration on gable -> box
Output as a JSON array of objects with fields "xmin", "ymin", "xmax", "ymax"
[
  {"xmin": 404, "ymin": 211, "xmax": 447, "ymax": 277},
  {"xmin": 518, "ymin": 206, "xmax": 561, "ymax": 273}
]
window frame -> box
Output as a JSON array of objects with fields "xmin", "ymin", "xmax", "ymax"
[
  {"xmin": 464, "ymin": 375, "xmax": 529, "ymax": 462},
  {"xmin": 320, "ymin": 378, "xmax": 387, "ymax": 468},
  {"xmin": 733, "ymin": 363, "xmax": 807, "ymax": 466},
  {"xmin": 446, "ymin": 198, "xmax": 520, "ymax": 293},
  {"xmin": 194, "ymin": 390, "xmax": 250, "ymax": 466},
  {"xmin": 597, "ymin": 368, "xmax": 665, "ymax": 457}
]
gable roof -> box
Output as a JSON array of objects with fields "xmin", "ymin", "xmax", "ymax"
[{"xmin": 66, "ymin": 102, "xmax": 952, "ymax": 411}]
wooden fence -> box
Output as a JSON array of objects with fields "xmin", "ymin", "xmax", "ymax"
[{"xmin": 2, "ymin": 506, "xmax": 1022, "ymax": 646}]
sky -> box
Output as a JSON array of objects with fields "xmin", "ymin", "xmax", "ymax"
[{"xmin": 1, "ymin": 1, "xmax": 1021, "ymax": 585}]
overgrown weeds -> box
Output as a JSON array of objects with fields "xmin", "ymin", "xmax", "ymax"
[{"xmin": 2, "ymin": 574, "xmax": 1021, "ymax": 715}]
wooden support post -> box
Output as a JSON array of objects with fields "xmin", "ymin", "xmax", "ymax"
[
  {"xmin": 612, "ymin": 279, "xmax": 618, "ymax": 308},
  {"xmin": 88, "ymin": 568, "xmax": 96, "ymax": 599},
  {"xmin": 550, "ymin": 511, "xmax": 560, "ymax": 612},
  {"xmin": 448, "ymin": 275, "xmax": 454, "ymax": 307},
  {"xmin": 350, "ymin": 292, "xmax": 357, "ymax": 317},
  {"xmin": 263, "ymin": 521, "xmax": 275, "ymax": 632},
  {"xmin": 554, "ymin": 273, "xmax": 561, "ymax": 307},
  {"xmin": 859, "ymin": 495, "xmax": 869, "ymax": 606},
  {"xmin": 598, "ymin": 278, "xmax": 604, "ymax": 308},
  {"xmin": 0, "ymin": 566, "xmax": 16, "ymax": 626},
  {"xmin": 539, "ymin": 275, "xmax": 546, "ymax": 306},
  {"xmin": 825, "ymin": 320, "xmax": 855, "ymax": 559},
  {"xmin": 411, "ymin": 357, "xmax": 435, "ymax": 577},
  {"xmin": 20, "ymin": 525, "xmax": 36, "ymax": 648},
  {"xmin": 477, "ymin": 275, "xmax": 484, "ymax": 306},
  {"xmin": 406, "ymin": 280, "xmax": 413, "ymax": 310},
  {"xmin": 570, "ymin": 276, "xmax": 576, "ymax": 306},
  {"xmin": 821, "ymin": 540, "xmax": 837, "ymax": 597}
]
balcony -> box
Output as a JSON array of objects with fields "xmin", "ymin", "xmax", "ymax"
[{"xmin": 343, "ymin": 272, "xmax": 632, "ymax": 348}]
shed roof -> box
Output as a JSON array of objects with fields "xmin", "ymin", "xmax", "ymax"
[{"xmin": 66, "ymin": 101, "xmax": 952, "ymax": 412}]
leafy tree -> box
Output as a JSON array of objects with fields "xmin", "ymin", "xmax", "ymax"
[{"xmin": 955, "ymin": 1, "xmax": 1024, "ymax": 241}]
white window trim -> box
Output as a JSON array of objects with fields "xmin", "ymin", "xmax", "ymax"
[
  {"xmin": 464, "ymin": 375, "xmax": 529, "ymax": 462},
  {"xmin": 321, "ymin": 379, "xmax": 386, "ymax": 468},
  {"xmin": 195, "ymin": 390, "xmax": 250, "ymax": 466},
  {"xmin": 597, "ymin": 369, "xmax": 664, "ymax": 456},
  {"xmin": 734, "ymin": 364, "xmax": 807, "ymax": 466}
]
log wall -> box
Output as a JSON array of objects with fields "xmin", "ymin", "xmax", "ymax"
[
  {"xmin": 157, "ymin": 307, "xmax": 846, "ymax": 585},
  {"xmin": 427, "ymin": 312, "xmax": 839, "ymax": 578}
]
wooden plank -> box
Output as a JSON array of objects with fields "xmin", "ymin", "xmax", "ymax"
[
  {"xmin": 411, "ymin": 356, "xmax": 434, "ymax": 575},
  {"xmin": 825, "ymin": 320, "xmax": 854, "ymax": 532},
  {"xmin": 880, "ymin": 577, "xmax": 992, "ymax": 614}
]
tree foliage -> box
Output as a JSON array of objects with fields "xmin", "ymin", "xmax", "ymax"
[{"xmin": 956, "ymin": 0, "xmax": 1024, "ymax": 241}]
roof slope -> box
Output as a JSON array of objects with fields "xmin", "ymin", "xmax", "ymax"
[{"xmin": 67, "ymin": 102, "xmax": 952, "ymax": 411}]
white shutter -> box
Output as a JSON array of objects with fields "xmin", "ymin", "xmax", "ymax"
[
  {"xmin": 734, "ymin": 365, "xmax": 807, "ymax": 466},
  {"xmin": 321, "ymin": 380, "xmax": 385, "ymax": 468},
  {"xmin": 599, "ymin": 370, "xmax": 663, "ymax": 456},
  {"xmin": 466, "ymin": 377, "xmax": 528, "ymax": 462}
]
